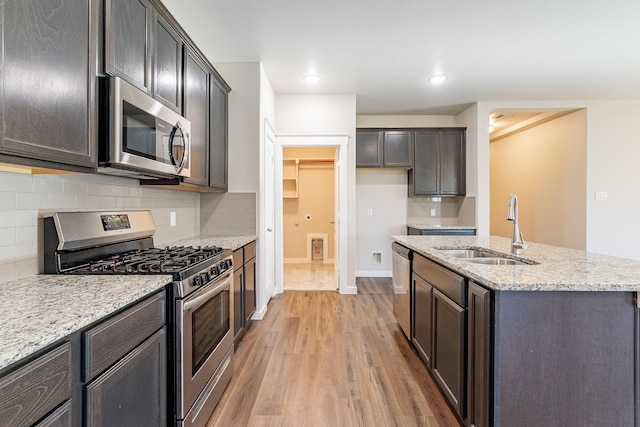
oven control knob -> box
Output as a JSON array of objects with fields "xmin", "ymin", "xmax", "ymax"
[
  {"xmin": 211, "ymin": 265, "xmax": 220, "ymax": 276},
  {"xmin": 194, "ymin": 276, "xmax": 202, "ymax": 287},
  {"xmin": 225, "ymin": 259, "xmax": 233, "ymax": 269}
]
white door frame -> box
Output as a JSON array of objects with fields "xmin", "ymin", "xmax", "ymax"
[{"xmin": 274, "ymin": 134, "xmax": 350, "ymax": 294}]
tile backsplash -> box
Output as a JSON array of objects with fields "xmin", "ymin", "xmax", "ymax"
[
  {"xmin": 0, "ymin": 171, "xmax": 200, "ymax": 283},
  {"xmin": 200, "ymin": 192, "xmax": 257, "ymax": 236},
  {"xmin": 407, "ymin": 196, "xmax": 476, "ymax": 226}
]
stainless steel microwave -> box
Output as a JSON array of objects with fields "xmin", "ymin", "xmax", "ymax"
[{"xmin": 98, "ymin": 76, "xmax": 191, "ymax": 180}]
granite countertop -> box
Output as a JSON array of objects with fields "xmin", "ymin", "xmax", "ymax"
[
  {"xmin": 166, "ymin": 235, "xmax": 256, "ymax": 251},
  {"xmin": 407, "ymin": 224, "xmax": 476, "ymax": 230},
  {"xmin": 0, "ymin": 274, "xmax": 171, "ymax": 372},
  {"xmin": 392, "ymin": 235, "xmax": 640, "ymax": 292}
]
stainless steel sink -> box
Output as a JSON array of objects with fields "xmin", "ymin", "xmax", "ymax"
[
  {"xmin": 437, "ymin": 249, "xmax": 496, "ymax": 258},
  {"xmin": 436, "ymin": 247, "xmax": 538, "ymax": 265},
  {"xmin": 464, "ymin": 257, "xmax": 526, "ymax": 265}
]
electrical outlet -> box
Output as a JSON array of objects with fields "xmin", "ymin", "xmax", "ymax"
[
  {"xmin": 430, "ymin": 208, "xmax": 436, "ymax": 217},
  {"xmin": 170, "ymin": 211, "xmax": 176, "ymax": 226},
  {"xmin": 367, "ymin": 208, "xmax": 373, "ymax": 217}
]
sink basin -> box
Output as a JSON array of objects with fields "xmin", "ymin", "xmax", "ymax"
[
  {"xmin": 464, "ymin": 257, "xmax": 526, "ymax": 265},
  {"xmin": 436, "ymin": 247, "xmax": 538, "ymax": 265},
  {"xmin": 437, "ymin": 249, "xmax": 496, "ymax": 258}
]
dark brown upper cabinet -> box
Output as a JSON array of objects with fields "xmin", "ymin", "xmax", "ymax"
[
  {"xmin": 356, "ymin": 130, "xmax": 413, "ymax": 168},
  {"xmin": 153, "ymin": 12, "xmax": 183, "ymax": 113},
  {"xmin": 104, "ymin": 0, "xmax": 153, "ymax": 93},
  {"xmin": 209, "ymin": 72, "xmax": 230, "ymax": 191},
  {"xmin": 182, "ymin": 48, "xmax": 210, "ymax": 187},
  {"xmin": 0, "ymin": 0, "xmax": 97, "ymax": 170},
  {"xmin": 104, "ymin": 0, "xmax": 183, "ymax": 113},
  {"xmin": 409, "ymin": 128, "xmax": 466, "ymax": 197}
]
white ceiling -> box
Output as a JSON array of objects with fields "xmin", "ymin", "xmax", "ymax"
[{"xmin": 162, "ymin": 0, "xmax": 640, "ymax": 115}]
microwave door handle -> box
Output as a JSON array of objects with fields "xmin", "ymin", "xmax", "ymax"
[
  {"xmin": 184, "ymin": 272, "xmax": 233, "ymax": 313},
  {"xmin": 169, "ymin": 121, "xmax": 189, "ymax": 173}
]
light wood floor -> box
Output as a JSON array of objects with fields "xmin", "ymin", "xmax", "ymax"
[
  {"xmin": 207, "ymin": 277, "xmax": 460, "ymax": 427},
  {"xmin": 283, "ymin": 262, "xmax": 336, "ymax": 291}
]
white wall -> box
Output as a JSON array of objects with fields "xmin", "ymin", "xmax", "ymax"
[
  {"xmin": 356, "ymin": 115, "xmax": 457, "ymax": 128},
  {"xmin": 355, "ymin": 169, "xmax": 407, "ymax": 276},
  {"xmin": 276, "ymin": 95, "xmax": 357, "ymax": 291},
  {"xmin": 470, "ymin": 100, "xmax": 640, "ymax": 259},
  {"xmin": 585, "ymin": 101, "xmax": 640, "ymax": 258}
]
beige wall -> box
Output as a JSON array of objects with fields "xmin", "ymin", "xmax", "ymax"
[
  {"xmin": 282, "ymin": 147, "xmax": 335, "ymax": 260},
  {"xmin": 490, "ymin": 109, "xmax": 587, "ymax": 249}
]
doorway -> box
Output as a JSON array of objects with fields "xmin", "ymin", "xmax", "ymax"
[
  {"xmin": 274, "ymin": 135, "xmax": 349, "ymax": 294},
  {"xmin": 281, "ymin": 146, "xmax": 336, "ymax": 290}
]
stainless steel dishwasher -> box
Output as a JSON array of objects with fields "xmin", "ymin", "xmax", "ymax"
[{"xmin": 392, "ymin": 242, "xmax": 412, "ymax": 339}]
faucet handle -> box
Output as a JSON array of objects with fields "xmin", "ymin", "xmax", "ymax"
[{"xmin": 519, "ymin": 232, "xmax": 528, "ymax": 250}]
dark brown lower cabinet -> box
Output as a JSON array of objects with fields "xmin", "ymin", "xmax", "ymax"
[
  {"xmin": 432, "ymin": 288, "xmax": 466, "ymax": 420},
  {"xmin": 467, "ymin": 282, "xmax": 491, "ymax": 427},
  {"xmin": 0, "ymin": 290, "xmax": 167, "ymax": 427},
  {"xmin": 84, "ymin": 328, "xmax": 166, "ymax": 427},
  {"xmin": 233, "ymin": 241, "xmax": 257, "ymax": 347},
  {"xmin": 0, "ymin": 342, "xmax": 72, "ymax": 427},
  {"xmin": 412, "ymin": 274, "xmax": 432, "ymax": 367}
]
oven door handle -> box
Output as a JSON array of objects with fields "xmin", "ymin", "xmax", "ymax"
[{"xmin": 184, "ymin": 271, "xmax": 233, "ymax": 313}]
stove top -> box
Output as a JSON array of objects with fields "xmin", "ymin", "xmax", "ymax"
[{"xmin": 71, "ymin": 245, "xmax": 226, "ymax": 274}]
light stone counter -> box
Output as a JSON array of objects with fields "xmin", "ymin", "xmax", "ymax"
[
  {"xmin": 0, "ymin": 274, "xmax": 171, "ymax": 372},
  {"xmin": 392, "ymin": 235, "xmax": 640, "ymax": 292},
  {"xmin": 166, "ymin": 235, "xmax": 257, "ymax": 251},
  {"xmin": 407, "ymin": 224, "xmax": 477, "ymax": 230}
]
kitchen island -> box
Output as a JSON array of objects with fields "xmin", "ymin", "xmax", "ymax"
[{"xmin": 393, "ymin": 235, "xmax": 640, "ymax": 427}]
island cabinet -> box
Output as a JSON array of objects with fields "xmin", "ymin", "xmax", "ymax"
[
  {"xmin": 0, "ymin": 289, "xmax": 167, "ymax": 426},
  {"xmin": 233, "ymin": 241, "xmax": 257, "ymax": 347},
  {"xmin": 0, "ymin": 0, "xmax": 97, "ymax": 171},
  {"xmin": 356, "ymin": 130, "xmax": 413, "ymax": 168},
  {"xmin": 412, "ymin": 253, "xmax": 467, "ymax": 421},
  {"xmin": 467, "ymin": 282, "xmax": 491, "ymax": 427},
  {"xmin": 409, "ymin": 128, "xmax": 466, "ymax": 197}
]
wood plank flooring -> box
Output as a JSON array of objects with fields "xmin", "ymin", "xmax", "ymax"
[
  {"xmin": 207, "ymin": 277, "xmax": 460, "ymax": 427},
  {"xmin": 283, "ymin": 262, "xmax": 336, "ymax": 291}
]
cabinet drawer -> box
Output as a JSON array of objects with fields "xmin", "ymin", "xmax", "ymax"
[
  {"xmin": 244, "ymin": 241, "xmax": 256, "ymax": 260},
  {"xmin": 233, "ymin": 248, "xmax": 244, "ymax": 271},
  {"xmin": 0, "ymin": 342, "xmax": 72, "ymax": 427},
  {"xmin": 414, "ymin": 254, "xmax": 465, "ymax": 307},
  {"xmin": 83, "ymin": 290, "xmax": 165, "ymax": 381}
]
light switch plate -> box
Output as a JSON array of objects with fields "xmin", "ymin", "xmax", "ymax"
[
  {"xmin": 170, "ymin": 211, "xmax": 176, "ymax": 226},
  {"xmin": 367, "ymin": 208, "xmax": 373, "ymax": 216},
  {"xmin": 595, "ymin": 192, "xmax": 608, "ymax": 201}
]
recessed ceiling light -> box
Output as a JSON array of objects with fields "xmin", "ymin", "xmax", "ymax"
[
  {"xmin": 303, "ymin": 74, "xmax": 321, "ymax": 84},
  {"xmin": 429, "ymin": 74, "xmax": 447, "ymax": 84}
]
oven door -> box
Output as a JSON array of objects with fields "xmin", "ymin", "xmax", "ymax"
[{"xmin": 176, "ymin": 269, "xmax": 233, "ymax": 419}]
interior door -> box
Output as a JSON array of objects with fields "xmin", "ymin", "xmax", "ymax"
[{"xmin": 264, "ymin": 121, "xmax": 276, "ymax": 299}]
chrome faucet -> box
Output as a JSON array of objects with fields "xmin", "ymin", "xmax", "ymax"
[{"xmin": 506, "ymin": 194, "xmax": 527, "ymax": 255}]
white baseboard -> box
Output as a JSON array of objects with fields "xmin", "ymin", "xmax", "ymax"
[
  {"xmin": 356, "ymin": 270, "xmax": 392, "ymax": 278},
  {"xmin": 252, "ymin": 304, "xmax": 267, "ymax": 320}
]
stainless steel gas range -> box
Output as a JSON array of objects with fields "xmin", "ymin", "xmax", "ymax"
[{"xmin": 44, "ymin": 210, "xmax": 233, "ymax": 427}]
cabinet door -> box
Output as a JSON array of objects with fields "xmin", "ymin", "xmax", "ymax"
[
  {"xmin": 233, "ymin": 266, "xmax": 244, "ymax": 339},
  {"xmin": 245, "ymin": 257, "xmax": 256, "ymax": 324},
  {"xmin": 34, "ymin": 400, "xmax": 72, "ymax": 427},
  {"xmin": 0, "ymin": 343, "xmax": 72, "ymax": 427},
  {"xmin": 356, "ymin": 131, "xmax": 382, "ymax": 167},
  {"xmin": 440, "ymin": 129, "xmax": 466, "ymax": 195},
  {"xmin": 104, "ymin": 0, "xmax": 152, "ymax": 93},
  {"xmin": 432, "ymin": 288, "xmax": 465, "ymax": 419},
  {"xmin": 410, "ymin": 131, "xmax": 439, "ymax": 195},
  {"xmin": 467, "ymin": 282, "xmax": 491, "ymax": 427},
  {"xmin": 153, "ymin": 11, "xmax": 182, "ymax": 112},
  {"xmin": 183, "ymin": 49, "xmax": 209, "ymax": 187},
  {"xmin": 412, "ymin": 274, "xmax": 432, "ymax": 367},
  {"xmin": 209, "ymin": 73, "xmax": 229, "ymax": 190},
  {"xmin": 0, "ymin": 0, "xmax": 96, "ymax": 168},
  {"xmin": 382, "ymin": 131, "xmax": 413, "ymax": 167},
  {"xmin": 85, "ymin": 328, "xmax": 167, "ymax": 427}
]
